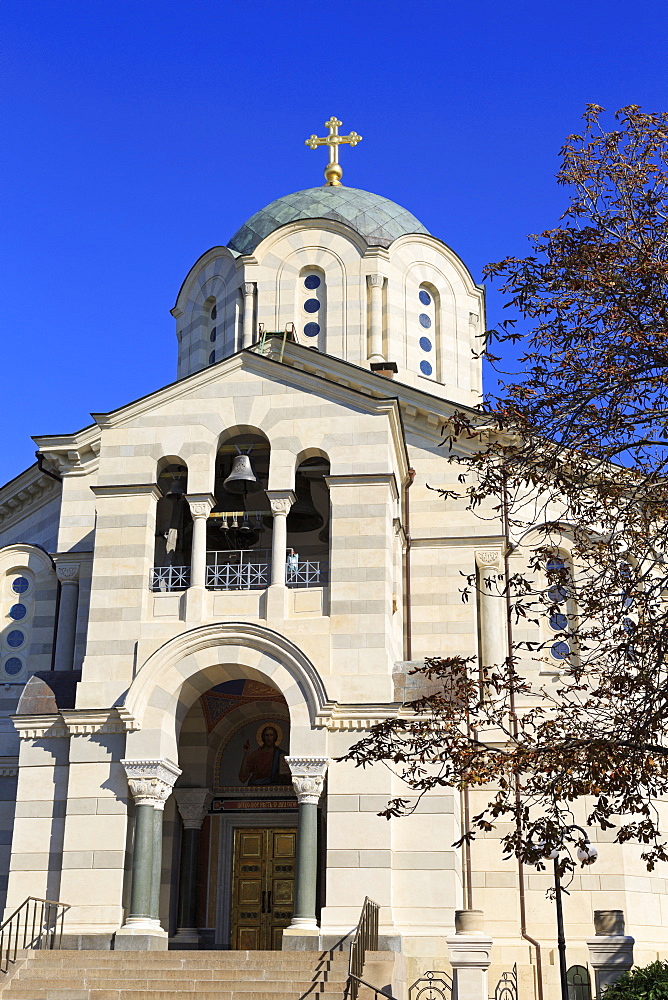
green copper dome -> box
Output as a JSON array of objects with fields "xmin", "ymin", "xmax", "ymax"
[{"xmin": 228, "ymin": 186, "xmax": 429, "ymax": 255}]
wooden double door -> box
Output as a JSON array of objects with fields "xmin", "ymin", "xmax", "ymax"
[{"xmin": 230, "ymin": 827, "xmax": 296, "ymax": 949}]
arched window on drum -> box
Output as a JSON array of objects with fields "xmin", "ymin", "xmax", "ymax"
[
  {"xmin": 205, "ymin": 296, "xmax": 218, "ymax": 365},
  {"xmin": 417, "ymin": 283, "xmax": 439, "ymax": 381},
  {"xmin": 300, "ymin": 268, "xmax": 326, "ymax": 352},
  {"xmin": 544, "ymin": 553, "xmax": 575, "ymax": 663}
]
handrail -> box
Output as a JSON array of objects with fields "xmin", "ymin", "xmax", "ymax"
[
  {"xmin": 348, "ymin": 973, "xmax": 398, "ymax": 1000},
  {"xmin": 0, "ymin": 897, "xmax": 70, "ymax": 973},
  {"xmin": 348, "ymin": 896, "xmax": 380, "ymax": 1000}
]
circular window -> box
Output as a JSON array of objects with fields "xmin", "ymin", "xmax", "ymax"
[
  {"xmin": 549, "ymin": 612, "xmax": 568, "ymax": 631},
  {"xmin": 419, "ymin": 336, "xmax": 432, "ymax": 352},
  {"xmin": 419, "ymin": 289, "xmax": 432, "ymax": 306},
  {"xmin": 209, "ymin": 350, "xmax": 215, "ymax": 365},
  {"xmin": 8, "ymin": 605, "xmax": 26, "ymax": 621},
  {"xmin": 547, "ymin": 585, "xmax": 568, "ymax": 604},
  {"xmin": 304, "ymin": 323, "xmax": 320, "ymax": 337},
  {"xmin": 304, "ymin": 274, "xmax": 321, "ymax": 290},
  {"xmin": 420, "ymin": 360, "xmax": 433, "ymax": 377},
  {"xmin": 4, "ymin": 657, "xmax": 22, "ymax": 676},
  {"xmin": 551, "ymin": 641, "xmax": 570, "ymax": 660},
  {"xmin": 6, "ymin": 631, "xmax": 24, "ymax": 648},
  {"xmin": 11, "ymin": 577, "xmax": 29, "ymax": 595},
  {"xmin": 304, "ymin": 299, "xmax": 320, "ymax": 313},
  {"xmin": 211, "ymin": 304, "xmax": 217, "ymax": 320},
  {"xmin": 210, "ymin": 328, "xmax": 217, "ymax": 342},
  {"xmin": 419, "ymin": 313, "xmax": 431, "ymax": 329}
]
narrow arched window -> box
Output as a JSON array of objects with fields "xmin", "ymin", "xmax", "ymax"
[
  {"xmin": 417, "ymin": 284, "xmax": 438, "ymax": 380},
  {"xmin": 301, "ymin": 269, "xmax": 326, "ymax": 351},
  {"xmin": 544, "ymin": 553, "xmax": 574, "ymax": 661},
  {"xmin": 2, "ymin": 570, "xmax": 34, "ymax": 681},
  {"xmin": 206, "ymin": 298, "xmax": 218, "ymax": 364}
]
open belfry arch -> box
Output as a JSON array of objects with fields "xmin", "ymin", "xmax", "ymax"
[{"xmin": 0, "ymin": 117, "xmax": 657, "ymax": 999}]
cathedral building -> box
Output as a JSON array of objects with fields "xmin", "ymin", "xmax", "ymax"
[{"xmin": 0, "ymin": 119, "xmax": 661, "ymax": 997}]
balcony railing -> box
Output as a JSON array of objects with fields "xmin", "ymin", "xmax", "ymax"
[
  {"xmin": 206, "ymin": 549, "xmax": 271, "ymax": 591},
  {"xmin": 286, "ymin": 559, "xmax": 328, "ymax": 588},
  {"xmin": 150, "ymin": 565, "xmax": 190, "ymax": 592},
  {"xmin": 150, "ymin": 552, "xmax": 328, "ymax": 593}
]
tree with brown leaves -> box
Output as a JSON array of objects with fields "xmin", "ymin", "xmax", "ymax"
[{"xmin": 341, "ymin": 105, "xmax": 668, "ymax": 874}]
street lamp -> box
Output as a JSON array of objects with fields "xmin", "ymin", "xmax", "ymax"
[{"xmin": 536, "ymin": 825, "xmax": 598, "ymax": 1000}]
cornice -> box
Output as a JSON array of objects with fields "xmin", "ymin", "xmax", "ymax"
[
  {"xmin": 326, "ymin": 473, "xmax": 399, "ymax": 502},
  {"xmin": 314, "ymin": 701, "xmax": 403, "ymax": 731},
  {"xmin": 12, "ymin": 708, "xmax": 140, "ymax": 740},
  {"xmin": 0, "ymin": 757, "xmax": 18, "ymax": 777},
  {"xmin": 0, "ymin": 467, "xmax": 61, "ymax": 533},
  {"xmin": 33, "ymin": 425, "xmax": 101, "ymax": 478},
  {"xmin": 91, "ymin": 484, "xmax": 162, "ymax": 501}
]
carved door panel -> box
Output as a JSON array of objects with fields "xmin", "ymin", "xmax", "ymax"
[{"xmin": 231, "ymin": 827, "xmax": 296, "ymax": 950}]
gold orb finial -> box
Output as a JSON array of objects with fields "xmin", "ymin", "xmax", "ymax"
[{"xmin": 304, "ymin": 116, "xmax": 362, "ymax": 187}]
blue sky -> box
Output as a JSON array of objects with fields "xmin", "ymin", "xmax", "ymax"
[{"xmin": 1, "ymin": 0, "xmax": 666, "ymax": 481}]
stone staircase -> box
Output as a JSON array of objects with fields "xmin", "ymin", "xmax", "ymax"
[{"xmin": 0, "ymin": 949, "xmax": 395, "ymax": 1000}]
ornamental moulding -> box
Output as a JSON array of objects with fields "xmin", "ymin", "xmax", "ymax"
[{"xmin": 12, "ymin": 708, "xmax": 140, "ymax": 740}]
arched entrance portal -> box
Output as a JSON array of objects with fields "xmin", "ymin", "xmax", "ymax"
[
  {"xmin": 121, "ymin": 624, "xmax": 330, "ymax": 950},
  {"xmin": 170, "ymin": 678, "xmax": 301, "ymax": 949}
]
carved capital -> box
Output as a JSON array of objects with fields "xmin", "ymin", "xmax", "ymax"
[
  {"xmin": 475, "ymin": 549, "xmax": 502, "ymax": 570},
  {"xmin": 185, "ymin": 493, "xmax": 215, "ymax": 520},
  {"xmin": 243, "ymin": 282, "xmax": 255, "ymax": 297},
  {"xmin": 469, "ymin": 312, "xmax": 479, "ymax": 326},
  {"xmin": 266, "ymin": 491, "xmax": 296, "ymax": 516},
  {"xmin": 368, "ymin": 273, "xmax": 384, "ymax": 289},
  {"xmin": 174, "ymin": 787, "xmax": 212, "ymax": 829},
  {"xmin": 122, "ymin": 758, "xmax": 181, "ymax": 808},
  {"xmin": 286, "ymin": 756, "xmax": 329, "ymax": 805},
  {"xmin": 56, "ymin": 563, "xmax": 80, "ymax": 584}
]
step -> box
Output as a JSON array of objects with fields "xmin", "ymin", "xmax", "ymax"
[
  {"xmin": 2, "ymin": 993, "xmax": 349, "ymax": 1000},
  {"xmin": 16, "ymin": 968, "xmax": 348, "ymax": 982}
]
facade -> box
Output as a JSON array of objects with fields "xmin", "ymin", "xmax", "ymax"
[{"xmin": 0, "ymin": 130, "xmax": 664, "ymax": 996}]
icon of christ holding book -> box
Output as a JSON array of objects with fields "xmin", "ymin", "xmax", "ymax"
[{"xmin": 238, "ymin": 724, "xmax": 290, "ymax": 786}]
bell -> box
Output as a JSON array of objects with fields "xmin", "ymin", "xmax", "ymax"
[
  {"xmin": 287, "ymin": 475, "xmax": 324, "ymax": 533},
  {"xmin": 164, "ymin": 476, "xmax": 185, "ymax": 498},
  {"xmin": 223, "ymin": 453, "xmax": 263, "ymax": 495}
]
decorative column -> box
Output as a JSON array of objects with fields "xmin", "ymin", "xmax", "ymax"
[
  {"xmin": 117, "ymin": 759, "xmax": 180, "ymax": 949},
  {"xmin": 368, "ymin": 273, "xmax": 385, "ymax": 362},
  {"xmin": 447, "ymin": 909, "xmax": 493, "ymax": 1000},
  {"xmin": 173, "ymin": 788, "xmax": 212, "ymax": 947},
  {"xmin": 284, "ymin": 757, "xmax": 329, "ymax": 938},
  {"xmin": 587, "ymin": 910, "xmax": 634, "ymax": 998},
  {"xmin": 266, "ymin": 491, "xmax": 295, "ymax": 618},
  {"xmin": 53, "ymin": 563, "xmax": 80, "ymax": 671},
  {"xmin": 475, "ymin": 550, "xmax": 505, "ymax": 669},
  {"xmin": 185, "ymin": 493, "xmax": 215, "ymax": 622},
  {"xmin": 242, "ymin": 282, "xmax": 255, "ymax": 348}
]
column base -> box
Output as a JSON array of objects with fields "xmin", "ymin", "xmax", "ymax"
[
  {"xmin": 115, "ymin": 921, "xmax": 168, "ymax": 951},
  {"xmin": 266, "ymin": 583, "xmax": 288, "ymax": 619},
  {"xmin": 184, "ymin": 585, "xmax": 208, "ymax": 622},
  {"xmin": 282, "ymin": 924, "xmax": 321, "ymax": 951}
]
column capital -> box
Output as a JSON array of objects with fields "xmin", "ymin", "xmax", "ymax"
[
  {"xmin": 243, "ymin": 281, "xmax": 255, "ymax": 296},
  {"xmin": 56, "ymin": 562, "xmax": 80, "ymax": 584},
  {"xmin": 286, "ymin": 756, "xmax": 329, "ymax": 805},
  {"xmin": 475, "ymin": 549, "xmax": 502, "ymax": 570},
  {"xmin": 368, "ymin": 273, "xmax": 384, "ymax": 288},
  {"xmin": 266, "ymin": 491, "xmax": 296, "ymax": 516},
  {"xmin": 122, "ymin": 758, "xmax": 181, "ymax": 808},
  {"xmin": 174, "ymin": 787, "xmax": 212, "ymax": 829},
  {"xmin": 185, "ymin": 493, "xmax": 216, "ymax": 519}
]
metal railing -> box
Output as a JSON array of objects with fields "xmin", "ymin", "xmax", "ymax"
[
  {"xmin": 410, "ymin": 971, "xmax": 453, "ymax": 1000},
  {"xmin": 492, "ymin": 964, "xmax": 519, "ymax": 1000},
  {"xmin": 150, "ymin": 565, "xmax": 190, "ymax": 592},
  {"xmin": 347, "ymin": 896, "xmax": 396, "ymax": 1000},
  {"xmin": 0, "ymin": 897, "xmax": 69, "ymax": 973},
  {"xmin": 286, "ymin": 559, "xmax": 328, "ymax": 588},
  {"xmin": 150, "ymin": 553, "xmax": 328, "ymax": 593},
  {"xmin": 206, "ymin": 549, "xmax": 271, "ymax": 590}
]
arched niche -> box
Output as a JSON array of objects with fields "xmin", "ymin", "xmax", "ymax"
[{"xmin": 152, "ymin": 459, "xmax": 192, "ymax": 590}]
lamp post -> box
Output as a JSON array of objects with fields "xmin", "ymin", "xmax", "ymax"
[{"xmin": 537, "ymin": 825, "xmax": 598, "ymax": 1000}]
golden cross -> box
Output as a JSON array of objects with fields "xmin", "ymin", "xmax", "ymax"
[{"xmin": 305, "ymin": 116, "xmax": 363, "ymax": 187}]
